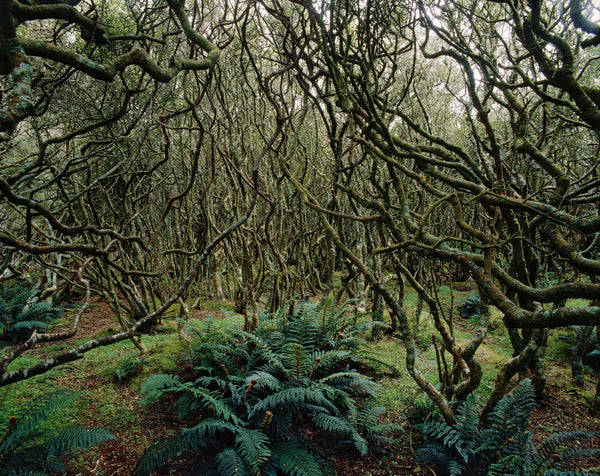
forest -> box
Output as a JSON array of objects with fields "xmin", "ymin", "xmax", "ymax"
[{"xmin": 0, "ymin": 0, "xmax": 599, "ymax": 474}]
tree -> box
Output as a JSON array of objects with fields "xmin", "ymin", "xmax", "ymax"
[
  {"xmin": 258, "ymin": 0, "xmax": 600, "ymax": 421},
  {"xmin": 2, "ymin": 0, "xmax": 600, "ymax": 423},
  {"xmin": 0, "ymin": 0, "xmax": 276, "ymax": 385}
]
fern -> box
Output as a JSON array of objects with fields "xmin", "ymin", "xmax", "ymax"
[
  {"xmin": 0, "ymin": 391, "xmax": 115, "ymax": 475},
  {"xmin": 244, "ymin": 371, "xmax": 283, "ymax": 392},
  {"xmin": 272, "ymin": 442, "xmax": 325, "ymax": 476},
  {"xmin": 137, "ymin": 302, "xmax": 392, "ymax": 473},
  {"xmin": 249, "ymin": 387, "xmax": 336, "ymax": 422},
  {"xmin": 281, "ymin": 343, "xmax": 311, "ymax": 381},
  {"xmin": 528, "ymin": 431, "xmax": 600, "ymax": 475},
  {"xmin": 44, "ymin": 426, "xmax": 116, "ymax": 458},
  {"xmin": 0, "ymin": 282, "xmax": 62, "ymax": 344},
  {"xmin": 458, "ymin": 294, "xmax": 481, "ymax": 321},
  {"xmin": 134, "ymin": 418, "xmax": 240, "ymax": 476},
  {"xmin": 1, "ymin": 390, "xmax": 80, "ymax": 450},
  {"xmin": 139, "ymin": 373, "xmax": 182, "ymax": 402},
  {"xmin": 234, "ymin": 429, "xmax": 271, "ymax": 475},
  {"xmin": 216, "ymin": 447, "xmax": 252, "ymax": 476},
  {"xmin": 319, "ymin": 371, "xmax": 378, "ymax": 396},
  {"xmin": 187, "ymin": 418, "xmax": 240, "ymax": 439},
  {"xmin": 416, "ymin": 379, "xmax": 600, "ymax": 476},
  {"xmin": 133, "ymin": 433, "xmax": 205, "ymax": 476},
  {"xmin": 313, "ymin": 412, "xmax": 369, "ymax": 455}
]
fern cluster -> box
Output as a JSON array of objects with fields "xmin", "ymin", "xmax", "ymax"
[
  {"xmin": 415, "ymin": 379, "xmax": 599, "ymax": 476},
  {"xmin": 458, "ymin": 293, "xmax": 482, "ymax": 322},
  {"xmin": 0, "ymin": 390, "xmax": 116, "ymax": 475},
  {"xmin": 135, "ymin": 301, "xmax": 398, "ymax": 475},
  {"xmin": 0, "ymin": 281, "xmax": 63, "ymax": 345}
]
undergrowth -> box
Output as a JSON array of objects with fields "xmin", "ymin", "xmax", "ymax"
[
  {"xmin": 0, "ymin": 281, "xmax": 63, "ymax": 346},
  {"xmin": 134, "ymin": 301, "xmax": 399, "ymax": 476},
  {"xmin": 414, "ymin": 379, "xmax": 599, "ymax": 476},
  {"xmin": 0, "ymin": 390, "xmax": 116, "ymax": 475}
]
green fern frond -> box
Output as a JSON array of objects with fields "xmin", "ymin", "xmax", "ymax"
[
  {"xmin": 135, "ymin": 419, "xmax": 239, "ymax": 475},
  {"xmin": 448, "ymin": 458, "xmax": 467, "ymax": 476},
  {"xmin": 133, "ymin": 432, "xmax": 203, "ymax": 476},
  {"xmin": 488, "ymin": 454, "xmax": 524, "ymax": 475},
  {"xmin": 244, "ymin": 371, "xmax": 283, "ymax": 393},
  {"xmin": 187, "ymin": 417, "xmax": 240, "ymax": 438},
  {"xmin": 319, "ymin": 372, "xmax": 378, "ymax": 396},
  {"xmin": 139, "ymin": 373, "xmax": 181, "ymax": 402},
  {"xmin": 249, "ymin": 387, "xmax": 335, "ymax": 420},
  {"xmin": 9, "ymin": 320, "xmax": 48, "ymax": 331},
  {"xmin": 313, "ymin": 413, "xmax": 353, "ymax": 437},
  {"xmin": 310, "ymin": 350, "xmax": 352, "ymax": 373},
  {"xmin": 188, "ymin": 388, "xmax": 238, "ymax": 423},
  {"xmin": 417, "ymin": 419, "xmax": 474, "ymax": 464},
  {"xmin": 356, "ymin": 406, "xmax": 386, "ymax": 426},
  {"xmin": 416, "ymin": 441, "xmax": 456, "ymax": 467},
  {"xmin": 272, "ymin": 442, "xmax": 325, "ymax": 476},
  {"xmin": 234, "ymin": 428, "xmax": 271, "ymax": 475},
  {"xmin": 536, "ymin": 430, "xmax": 597, "ymax": 460},
  {"xmin": 486, "ymin": 379, "xmax": 535, "ymax": 438},
  {"xmin": 216, "ymin": 447, "xmax": 252, "ymax": 476},
  {"xmin": 43, "ymin": 426, "xmax": 116, "ymax": 458},
  {"xmin": 0, "ymin": 391, "xmax": 114, "ymax": 476},
  {"xmin": 0, "ymin": 283, "xmax": 63, "ymax": 343},
  {"xmin": 454, "ymin": 397, "xmax": 480, "ymax": 445},
  {"xmin": 312, "ymin": 411, "xmax": 377, "ymax": 456},
  {"xmin": 0, "ymin": 282, "xmax": 36, "ymax": 318},
  {"xmin": 193, "ymin": 375, "xmax": 232, "ymax": 390},
  {"xmin": 282, "ymin": 343, "xmax": 311, "ymax": 380},
  {"xmin": 284, "ymin": 303, "xmax": 319, "ymax": 349},
  {"xmin": 16, "ymin": 303, "xmax": 62, "ymax": 322},
  {"xmin": 531, "ymin": 431, "xmax": 600, "ymax": 474},
  {"xmin": 174, "ymin": 392, "xmax": 195, "ymax": 420},
  {"xmin": 1, "ymin": 391, "xmax": 80, "ymax": 451},
  {"xmin": 345, "ymin": 427, "xmax": 369, "ymax": 456}
]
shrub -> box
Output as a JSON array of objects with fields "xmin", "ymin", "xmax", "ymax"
[
  {"xmin": 415, "ymin": 379, "xmax": 599, "ymax": 475},
  {"xmin": 0, "ymin": 390, "xmax": 116, "ymax": 475},
  {"xmin": 0, "ymin": 281, "xmax": 63, "ymax": 345},
  {"xmin": 135, "ymin": 301, "xmax": 399, "ymax": 475},
  {"xmin": 458, "ymin": 294, "xmax": 482, "ymax": 323}
]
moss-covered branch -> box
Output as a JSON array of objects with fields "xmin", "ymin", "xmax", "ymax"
[{"xmin": 0, "ymin": 0, "xmax": 220, "ymax": 140}]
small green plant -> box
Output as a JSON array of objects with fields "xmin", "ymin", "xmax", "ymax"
[
  {"xmin": 134, "ymin": 301, "xmax": 399, "ymax": 475},
  {"xmin": 114, "ymin": 354, "xmax": 149, "ymax": 384},
  {"xmin": 415, "ymin": 379, "xmax": 599, "ymax": 475},
  {"xmin": 0, "ymin": 390, "xmax": 116, "ymax": 475},
  {"xmin": 458, "ymin": 293, "xmax": 481, "ymax": 323},
  {"xmin": 0, "ymin": 281, "xmax": 63, "ymax": 345}
]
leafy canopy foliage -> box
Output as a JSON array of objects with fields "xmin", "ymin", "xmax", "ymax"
[{"xmin": 134, "ymin": 301, "xmax": 399, "ymax": 476}]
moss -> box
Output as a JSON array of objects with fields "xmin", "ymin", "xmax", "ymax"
[
  {"xmin": 5, "ymin": 354, "xmax": 41, "ymax": 372},
  {"xmin": 141, "ymin": 338, "xmax": 188, "ymax": 375},
  {"xmin": 546, "ymin": 328, "xmax": 576, "ymax": 361},
  {"xmin": 93, "ymin": 325, "xmax": 121, "ymax": 338}
]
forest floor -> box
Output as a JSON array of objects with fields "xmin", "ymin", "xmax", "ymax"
[{"xmin": 2, "ymin": 290, "xmax": 600, "ymax": 475}]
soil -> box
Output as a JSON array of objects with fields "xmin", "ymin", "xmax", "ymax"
[{"xmin": 20, "ymin": 298, "xmax": 600, "ymax": 475}]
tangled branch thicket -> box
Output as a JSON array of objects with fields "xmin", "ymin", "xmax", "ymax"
[{"xmin": 0, "ymin": 0, "xmax": 599, "ymax": 423}]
